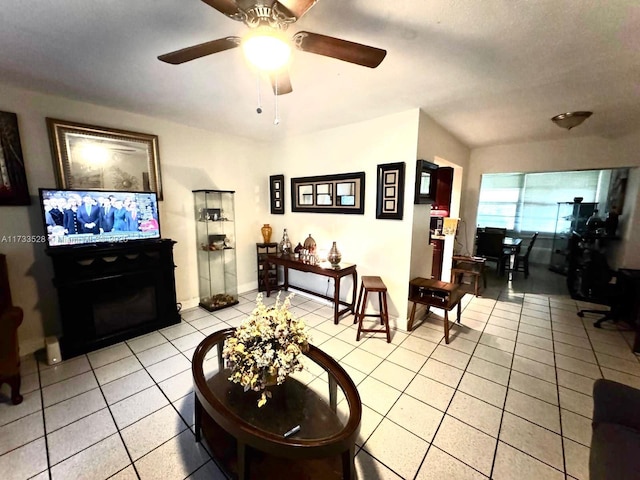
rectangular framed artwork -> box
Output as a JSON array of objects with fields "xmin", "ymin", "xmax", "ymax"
[
  {"xmin": 270, "ymin": 174, "xmax": 285, "ymax": 214},
  {"xmin": 46, "ymin": 118, "xmax": 163, "ymax": 199},
  {"xmin": 0, "ymin": 111, "xmax": 30, "ymax": 206},
  {"xmin": 376, "ymin": 162, "xmax": 405, "ymax": 220},
  {"xmin": 291, "ymin": 172, "xmax": 365, "ymax": 214}
]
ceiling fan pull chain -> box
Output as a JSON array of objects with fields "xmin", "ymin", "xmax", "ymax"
[
  {"xmin": 256, "ymin": 72, "xmax": 263, "ymax": 114},
  {"xmin": 274, "ymin": 72, "xmax": 280, "ymax": 125}
]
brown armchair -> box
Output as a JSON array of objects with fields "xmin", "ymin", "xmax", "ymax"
[{"xmin": 0, "ymin": 253, "xmax": 24, "ymax": 405}]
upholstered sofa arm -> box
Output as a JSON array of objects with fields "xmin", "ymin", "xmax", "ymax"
[
  {"xmin": 1, "ymin": 305, "xmax": 24, "ymax": 328},
  {"xmin": 593, "ymin": 378, "xmax": 640, "ymax": 431},
  {"xmin": 0, "ymin": 306, "xmax": 23, "ymax": 359}
]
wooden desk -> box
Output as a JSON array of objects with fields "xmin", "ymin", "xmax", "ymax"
[
  {"xmin": 264, "ymin": 255, "xmax": 358, "ymax": 324},
  {"xmin": 407, "ymin": 277, "xmax": 466, "ymax": 343}
]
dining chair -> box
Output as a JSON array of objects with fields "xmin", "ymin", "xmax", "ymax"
[
  {"xmin": 475, "ymin": 229, "xmax": 508, "ymax": 274},
  {"xmin": 513, "ymin": 232, "xmax": 539, "ymax": 278}
]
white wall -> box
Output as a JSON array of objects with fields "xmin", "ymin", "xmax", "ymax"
[
  {"xmin": 13, "ymin": 78, "xmax": 635, "ymax": 354},
  {"xmin": 463, "ymin": 133, "xmax": 640, "ymax": 269},
  {"xmin": 413, "ymin": 111, "xmax": 470, "ymax": 284},
  {"xmin": 270, "ymin": 109, "xmax": 420, "ymax": 330},
  {"xmin": 0, "ymin": 83, "xmax": 270, "ymax": 354},
  {"xmin": 0, "ymin": 83, "xmax": 467, "ymax": 353}
]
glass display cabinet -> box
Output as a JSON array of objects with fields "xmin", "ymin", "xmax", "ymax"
[
  {"xmin": 193, "ymin": 190, "xmax": 238, "ymax": 311},
  {"xmin": 549, "ymin": 201, "xmax": 597, "ymax": 275}
]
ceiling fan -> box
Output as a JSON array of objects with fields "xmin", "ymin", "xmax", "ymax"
[{"xmin": 158, "ymin": 0, "xmax": 387, "ymax": 95}]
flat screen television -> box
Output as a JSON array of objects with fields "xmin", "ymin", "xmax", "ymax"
[{"xmin": 39, "ymin": 188, "xmax": 161, "ymax": 249}]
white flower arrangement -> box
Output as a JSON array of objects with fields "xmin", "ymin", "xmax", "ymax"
[{"xmin": 222, "ymin": 292, "xmax": 310, "ymax": 407}]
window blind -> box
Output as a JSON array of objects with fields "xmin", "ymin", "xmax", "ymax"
[{"xmin": 477, "ymin": 170, "xmax": 602, "ymax": 234}]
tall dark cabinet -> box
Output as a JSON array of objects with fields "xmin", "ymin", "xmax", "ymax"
[
  {"xmin": 429, "ymin": 166, "xmax": 454, "ymax": 280},
  {"xmin": 430, "ymin": 238, "xmax": 445, "ymax": 280},
  {"xmin": 549, "ymin": 202, "xmax": 597, "ymax": 274},
  {"xmin": 432, "ymin": 167, "xmax": 454, "ymax": 212}
]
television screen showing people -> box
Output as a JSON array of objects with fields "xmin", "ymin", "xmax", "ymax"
[{"xmin": 40, "ymin": 189, "xmax": 161, "ymax": 248}]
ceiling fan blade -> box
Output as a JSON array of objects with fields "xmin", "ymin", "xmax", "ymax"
[
  {"xmin": 200, "ymin": 0, "xmax": 242, "ymax": 19},
  {"xmin": 158, "ymin": 37, "xmax": 240, "ymax": 65},
  {"xmin": 269, "ymin": 71, "xmax": 293, "ymax": 95},
  {"xmin": 293, "ymin": 31, "xmax": 387, "ymax": 68},
  {"xmin": 274, "ymin": 0, "xmax": 319, "ymax": 20}
]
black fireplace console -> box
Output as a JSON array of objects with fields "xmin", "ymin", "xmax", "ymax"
[{"xmin": 47, "ymin": 239, "xmax": 180, "ymax": 359}]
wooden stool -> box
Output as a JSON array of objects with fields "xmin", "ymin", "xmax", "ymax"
[{"xmin": 354, "ymin": 276, "xmax": 390, "ymax": 343}]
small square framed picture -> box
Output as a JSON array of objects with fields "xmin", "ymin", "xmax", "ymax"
[
  {"xmin": 270, "ymin": 174, "xmax": 285, "ymax": 214},
  {"xmin": 376, "ymin": 162, "xmax": 405, "ymax": 220}
]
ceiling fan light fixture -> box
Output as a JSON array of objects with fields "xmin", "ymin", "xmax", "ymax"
[
  {"xmin": 242, "ymin": 28, "xmax": 291, "ymax": 71},
  {"xmin": 551, "ymin": 111, "xmax": 593, "ymax": 130}
]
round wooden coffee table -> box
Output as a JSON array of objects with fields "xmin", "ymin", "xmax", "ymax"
[{"xmin": 192, "ymin": 328, "xmax": 362, "ymax": 479}]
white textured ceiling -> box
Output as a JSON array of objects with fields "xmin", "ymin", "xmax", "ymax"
[{"xmin": 1, "ymin": 0, "xmax": 638, "ymax": 147}]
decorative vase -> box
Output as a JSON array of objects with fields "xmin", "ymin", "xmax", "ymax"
[
  {"xmin": 265, "ymin": 372, "xmax": 278, "ymax": 387},
  {"xmin": 327, "ymin": 241, "xmax": 342, "ymax": 267},
  {"xmin": 303, "ymin": 234, "xmax": 317, "ymax": 253},
  {"xmin": 261, "ymin": 224, "xmax": 272, "ymax": 243},
  {"xmin": 279, "ymin": 228, "xmax": 292, "ymax": 254}
]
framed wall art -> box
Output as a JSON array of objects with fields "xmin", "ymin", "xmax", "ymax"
[
  {"xmin": 0, "ymin": 111, "xmax": 30, "ymax": 206},
  {"xmin": 270, "ymin": 174, "xmax": 285, "ymax": 214},
  {"xmin": 376, "ymin": 162, "xmax": 405, "ymax": 220},
  {"xmin": 291, "ymin": 172, "xmax": 365, "ymax": 214},
  {"xmin": 46, "ymin": 118, "xmax": 163, "ymax": 199}
]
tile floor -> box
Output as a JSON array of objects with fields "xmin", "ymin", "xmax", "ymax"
[{"xmin": 1, "ymin": 265, "xmax": 639, "ymax": 480}]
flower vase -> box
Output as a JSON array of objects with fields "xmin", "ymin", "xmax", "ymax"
[
  {"xmin": 265, "ymin": 372, "xmax": 278, "ymax": 387},
  {"xmin": 327, "ymin": 241, "xmax": 342, "ymax": 267},
  {"xmin": 261, "ymin": 224, "xmax": 272, "ymax": 243}
]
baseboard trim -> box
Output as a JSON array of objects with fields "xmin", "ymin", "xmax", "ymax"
[{"xmin": 20, "ymin": 337, "xmax": 46, "ymax": 356}]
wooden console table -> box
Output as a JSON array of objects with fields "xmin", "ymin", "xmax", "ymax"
[
  {"xmin": 408, "ymin": 277, "xmax": 466, "ymax": 343},
  {"xmin": 264, "ymin": 254, "xmax": 357, "ymax": 324}
]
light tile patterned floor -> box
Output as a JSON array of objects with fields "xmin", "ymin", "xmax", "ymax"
[{"xmin": 1, "ymin": 265, "xmax": 639, "ymax": 479}]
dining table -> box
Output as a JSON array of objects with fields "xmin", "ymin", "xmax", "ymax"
[{"xmin": 502, "ymin": 236, "xmax": 523, "ymax": 275}]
